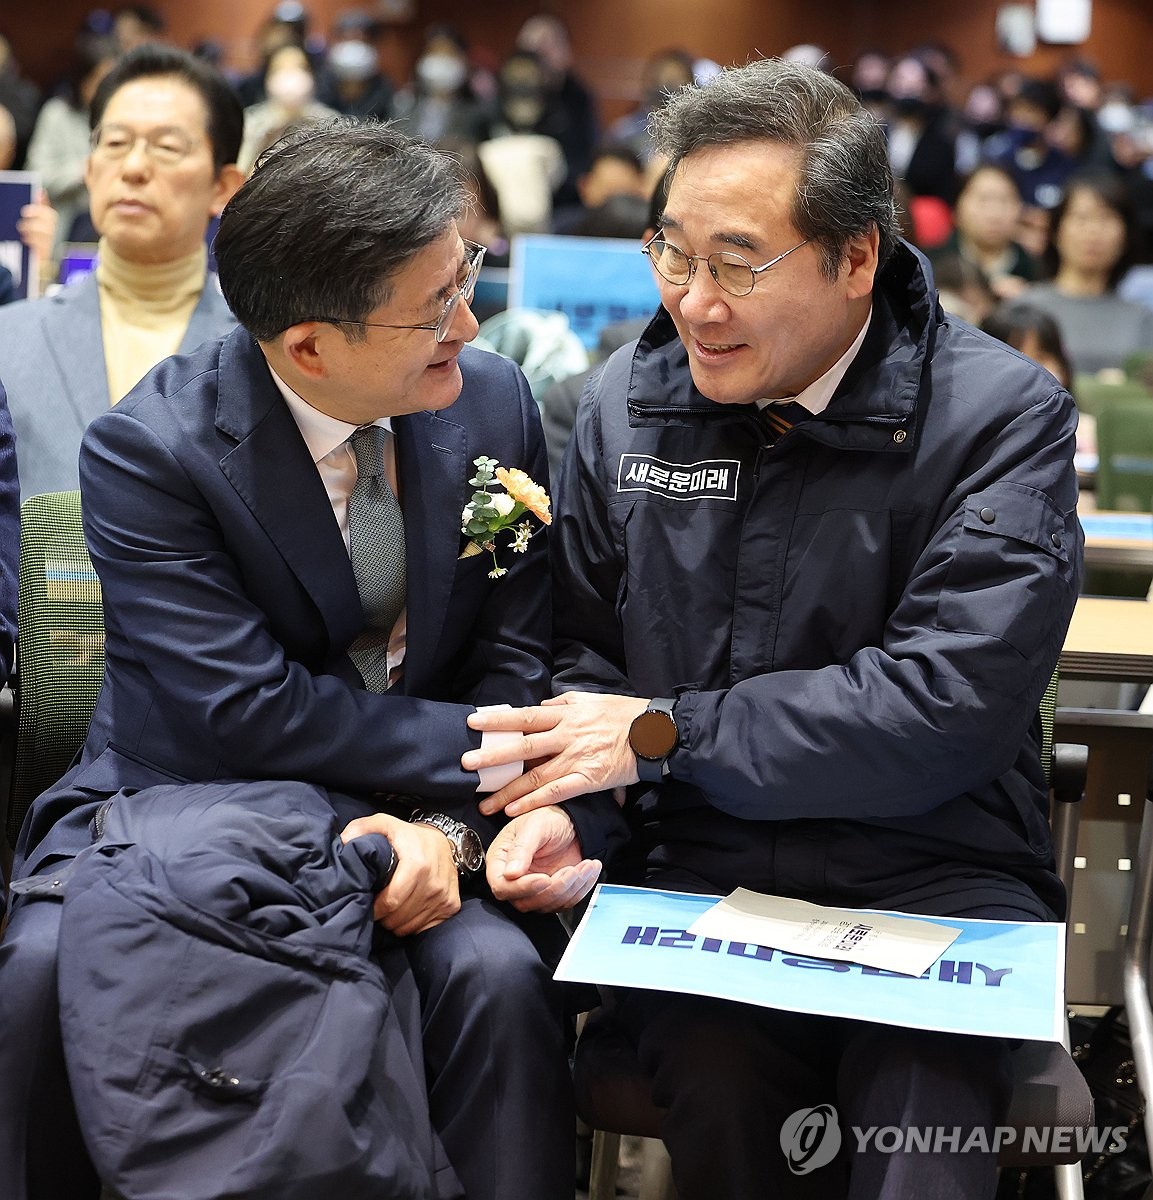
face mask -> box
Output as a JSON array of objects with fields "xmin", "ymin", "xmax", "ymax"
[
  {"xmin": 417, "ymin": 53, "xmax": 467, "ymax": 95},
  {"xmin": 329, "ymin": 39, "xmax": 376, "ymax": 83},
  {"xmin": 893, "ymin": 96, "xmax": 928, "ymax": 119},
  {"xmin": 266, "ymin": 66, "xmax": 314, "ymax": 108}
]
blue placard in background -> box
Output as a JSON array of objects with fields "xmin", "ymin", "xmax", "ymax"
[
  {"xmin": 509, "ymin": 234, "xmax": 660, "ymax": 350},
  {"xmin": 556, "ymin": 884, "xmax": 1065, "ymax": 1042},
  {"xmin": 0, "ymin": 171, "xmax": 38, "ymax": 300}
]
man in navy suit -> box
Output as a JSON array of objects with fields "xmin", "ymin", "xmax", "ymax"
[{"xmin": 0, "ymin": 119, "xmax": 622, "ymax": 1200}]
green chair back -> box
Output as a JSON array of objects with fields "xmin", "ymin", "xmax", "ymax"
[
  {"xmin": 1095, "ymin": 396, "xmax": 1153, "ymax": 513},
  {"xmin": 7, "ymin": 491, "xmax": 105, "ymax": 847},
  {"xmin": 1072, "ymin": 375, "xmax": 1153, "ymax": 420}
]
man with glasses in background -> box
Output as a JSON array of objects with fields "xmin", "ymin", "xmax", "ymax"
[
  {"xmin": 465, "ymin": 58, "xmax": 1083, "ymax": 1200},
  {"xmin": 0, "ymin": 118, "xmax": 620, "ymax": 1200},
  {"xmin": 0, "ymin": 44, "xmax": 244, "ymax": 500}
]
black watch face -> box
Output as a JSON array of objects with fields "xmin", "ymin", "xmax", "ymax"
[
  {"xmin": 459, "ymin": 829, "xmax": 485, "ymax": 873},
  {"xmin": 630, "ymin": 710, "xmax": 677, "ymax": 760}
]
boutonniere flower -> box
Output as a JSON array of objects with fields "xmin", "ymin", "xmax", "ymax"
[{"xmin": 460, "ymin": 456, "xmax": 552, "ymax": 578}]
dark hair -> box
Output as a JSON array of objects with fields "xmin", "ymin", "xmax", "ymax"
[
  {"xmin": 571, "ymin": 193, "xmax": 649, "ymax": 239},
  {"xmin": 89, "ymin": 44, "xmax": 243, "ymax": 169},
  {"xmin": 649, "ymin": 57, "xmax": 901, "ymax": 279},
  {"xmin": 215, "ymin": 117, "xmax": 466, "ymax": 341},
  {"xmin": 1044, "ymin": 169, "xmax": 1140, "ymax": 288},
  {"xmin": 1013, "ymin": 78, "xmax": 1062, "ymax": 123},
  {"xmin": 587, "ymin": 141, "xmax": 644, "ymax": 176},
  {"xmin": 981, "ymin": 301, "xmax": 1074, "ymax": 389},
  {"xmin": 955, "ymin": 163, "xmax": 1022, "ymax": 206}
]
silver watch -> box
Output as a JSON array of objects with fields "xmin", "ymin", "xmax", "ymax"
[{"xmin": 410, "ymin": 810, "xmax": 485, "ymax": 876}]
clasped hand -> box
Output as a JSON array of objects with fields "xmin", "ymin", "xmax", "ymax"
[
  {"xmin": 340, "ymin": 813, "xmax": 460, "ymax": 937},
  {"xmin": 463, "ymin": 690, "xmax": 649, "ymax": 816}
]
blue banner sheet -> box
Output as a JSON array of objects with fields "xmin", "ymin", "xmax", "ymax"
[
  {"xmin": 0, "ymin": 171, "xmax": 38, "ymax": 299},
  {"xmin": 556, "ymin": 884, "xmax": 1065, "ymax": 1042},
  {"xmin": 508, "ymin": 234, "xmax": 660, "ymax": 350}
]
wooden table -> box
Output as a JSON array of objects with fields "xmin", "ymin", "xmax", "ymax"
[{"xmin": 1059, "ymin": 595, "xmax": 1153, "ymax": 683}]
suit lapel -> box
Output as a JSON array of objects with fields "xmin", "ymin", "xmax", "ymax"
[
  {"xmin": 214, "ymin": 331, "xmax": 363, "ymax": 654},
  {"xmin": 41, "ymin": 274, "xmax": 111, "ymax": 434},
  {"xmin": 394, "ymin": 409, "xmax": 468, "ymax": 692}
]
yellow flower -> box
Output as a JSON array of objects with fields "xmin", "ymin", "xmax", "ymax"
[{"xmin": 496, "ymin": 467, "xmax": 552, "ymax": 525}]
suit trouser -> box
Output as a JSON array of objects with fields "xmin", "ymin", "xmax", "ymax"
[
  {"xmin": 0, "ymin": 890, "xmax": 573, "ymax": 1200},
  {"xmin": 616, "ymin": 901, "xmax": 1029, "ymax": 1200}
]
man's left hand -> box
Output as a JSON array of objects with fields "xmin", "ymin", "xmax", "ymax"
[
  {"xmin": 486, "ymin": 807, "xmax": 601, "ymax": 912},
  {"xmin": 463, "ymin": 691, "xmax": 648, "ymax": 816}
]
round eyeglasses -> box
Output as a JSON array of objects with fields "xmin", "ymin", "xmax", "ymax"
[
  {"xmin": 642, "ymin": 233, "xmax": 810, "ymax": 297},
  {"xmin": 314, "ymin": 242, "xmax": 487, "ymax": 344},
  {"xmin": 90, "ymin": 123, "xmax": 199, "ymax": 167}
]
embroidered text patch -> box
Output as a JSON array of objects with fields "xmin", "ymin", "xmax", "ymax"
[{"xmin": 617, "ymin": 454, "xmax": 741, "ymax": 501}]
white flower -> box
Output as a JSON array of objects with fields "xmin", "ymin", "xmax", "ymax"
[
  {"xmin": 488, "ymin": 566, "xmax": 508, "ymax": 578},
  {"xmin": 491, "ymin": 493, "xmax": 516, "ymax": 517}
]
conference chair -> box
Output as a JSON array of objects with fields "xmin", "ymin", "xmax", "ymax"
[
  {"xmin": 574, "ymin": 680, "xmax": 1095, "ymax": 1200},
  {"xmin": 1, "ymin": 491, "xmax": 104, "ymax": 860},
  {"xmin": 1096, "ymin": 397, "xmax": 1153, "ymax": 515}
]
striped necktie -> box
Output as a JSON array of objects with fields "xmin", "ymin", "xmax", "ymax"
[
  {"xmin": 761, "ymin": 400, "xmax": 811, "ymax": 444},
  {"xmin": 346, "ymin": 425, "xmax": 405, "ymax": 692}
]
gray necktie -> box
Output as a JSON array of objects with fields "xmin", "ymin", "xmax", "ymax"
[{"xmin": 346, "ymin": 425, "xmax": 405, "ymax": 692}]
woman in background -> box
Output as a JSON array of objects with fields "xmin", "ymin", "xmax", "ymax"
[{"xmin": 1022, "ymin": 171, "xmax": 1153, "ymax": 377}]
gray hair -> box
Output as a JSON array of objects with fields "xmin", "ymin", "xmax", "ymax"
[{"xmin": 650, "ymin": 58, "xmax": 901, "ymax": 279}]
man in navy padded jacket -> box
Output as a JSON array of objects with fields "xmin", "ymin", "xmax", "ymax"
[{"xmin": 466, "ymin": 58, "xmax": 1084, "ymax": 1200}]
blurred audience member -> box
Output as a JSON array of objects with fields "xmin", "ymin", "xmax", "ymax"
[
  {"xmin": 932, "ymin": 252, "xmax": 999, "ymax": 326},
  {"xmin": 0, "ymin": 35, "xmax": 42, "ymax": 167},
  {"xmin": 515, "ymin": 14, "xmax": 599, "ymax": 205},
  {"xmin": 607, "ymin": 48, "xmax": 695, "ymax": 167},
  {"xmin": 390, "ymin": 24, "xmax": 489, "ymax": 145},
  {"xmin": 238, "ymin": 44, "xmax": 338, "ymax": 176},
  {"xmin": 479, "ymin": 50, "xmax": 565, "ymax": 235},
  {"xmin": 1023, "ymin": 171, "xmax": 1153, "ymax": 377},
  {"xmin": 322, "ymin": 9, "xmax": 392, "ymax": 120},
  {"xmin": 0, "ymin": 103, "xmax": 16, "ymax": 170},
  {"xmin": 113, "ymin": 6, "xmax": 166, "ymax": 54},
  {"xmin": 933, "ymin": 165, "xmax": 1036, "ymax": 301},
  {"xmin": 553, "ymin": 141, "xmax": 646, "ymax": 234},
  {"xmin": 235, "ymin": 2, "xmax": 313, "ymax": 107},
  {"xmin": 25, "ymin": 35, "xmax": 120, "ymax": 257},
  {"xmin": 883, "ymin": 53, "xmax": 960, "ymax": 203},
  {"xmin": 955, "ymin": 81, "xmax": 1006, "ymax": 174},
  {"xmin": 847, "ymin": 49, "xmax": 891, "ymax": 121},
  {"xmin": 983, "ymin": 77, "xmax": 1076, "ymax": 211},
  {"xmin": 981, "ymin": 301, "xmax": 1075, "ymax": 387}
]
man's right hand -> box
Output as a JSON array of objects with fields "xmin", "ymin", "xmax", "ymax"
[{"xmin": 340, "ymin": 812, "xmax": 461, "ymax": 936}]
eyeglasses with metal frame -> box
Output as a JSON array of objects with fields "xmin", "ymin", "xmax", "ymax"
[
  {"xmin": 641, "ymin": 232, "xmax": 810, "ymax": 297},
  {"xmin": 313, "ymin": 241, "xmax": 487, "ymax": 343}
]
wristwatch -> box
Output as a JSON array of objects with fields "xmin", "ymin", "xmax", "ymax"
[
  {"xmin": 628, "ymin": 697, "xmax": 679, "ymax": 783},
  {"xmin": 410, "ymin": 810, "xmax": 486, "ymax": 876}
]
